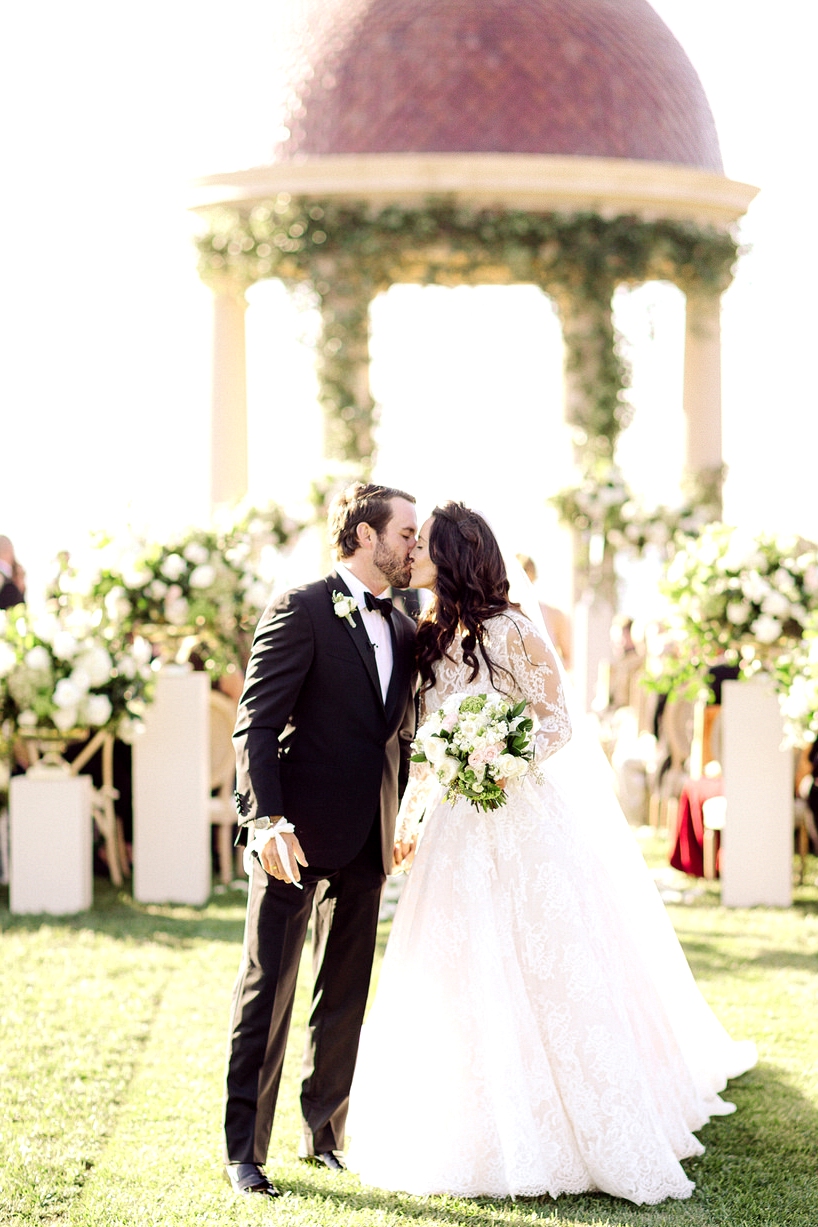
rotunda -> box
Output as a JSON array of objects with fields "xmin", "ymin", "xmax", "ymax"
[{"xmin": 193, "ymin": 0, "xmax": 757, "ymax": 704}]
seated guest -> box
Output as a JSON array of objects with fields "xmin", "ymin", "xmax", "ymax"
[{"xmin": 0, "ymin": 535, "xmax": 25, "ymax": 608}]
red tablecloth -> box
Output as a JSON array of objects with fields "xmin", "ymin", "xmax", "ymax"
[{"xmin": 669, "ymin": 776, "xmax": 725, "ymax": 878}]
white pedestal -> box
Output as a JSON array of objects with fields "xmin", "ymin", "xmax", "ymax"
[
  {"xmin": 9, "ymin": 774, "xmax": 93, "ymax": 914},
  {"xmin": 722, "ymin": 677, "xmax": 793, "ymax": 908},
  {"xmin": 133, "ymin": 669, "xmax": 211, "ymax": 905}
]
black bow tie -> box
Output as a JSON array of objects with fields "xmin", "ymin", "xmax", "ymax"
[{"xmin": 364, "ymin": 591, "xmax": 393, "ymax": 619}]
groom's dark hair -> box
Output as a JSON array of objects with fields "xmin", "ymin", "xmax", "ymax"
[{"xmin": 329, "ymin": 482, "xmax": 415, "ymax": 558}]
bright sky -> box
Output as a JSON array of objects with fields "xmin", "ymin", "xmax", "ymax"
[{"xmin": 2, "ymin": 1, "xmax": 816, "ymax": 608}]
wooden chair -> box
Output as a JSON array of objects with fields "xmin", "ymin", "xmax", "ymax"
[
  {"xmin": 209, "ymin": 690, "xmax": 239, "ymax": 885},
  {"xmin": 69, "ymin": 730, "xmax": 127, "ymax": 887},
  {"xmin": 649, "ymin": 698, "xmax": 693, "ymax": 833}
]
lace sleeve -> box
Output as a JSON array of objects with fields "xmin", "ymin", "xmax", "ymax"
[
  {"xmin": 395, "ymin": 691, "xmax": 438, "ymax": 844},
  {"xmin": 504, "ymin": 615, "xmax": 572, "ymax": 764}
]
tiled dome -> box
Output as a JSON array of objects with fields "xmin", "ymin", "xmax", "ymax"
[{"xmin": 277, "ymin": 0, "xmax": 722, "ymax": 172}]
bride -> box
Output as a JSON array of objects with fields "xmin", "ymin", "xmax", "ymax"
[{"xmin": 347, "ymin": 502, "xmax": 755, "ymax": 1204}]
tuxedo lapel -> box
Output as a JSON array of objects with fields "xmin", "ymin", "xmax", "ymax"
[
  {"xmin": 384, "ymin": 610, "xmax": 413, "ymax": 723},
  {"xmin": 325, "ymin": 575, "xmax": 383, "ymax": 708}
]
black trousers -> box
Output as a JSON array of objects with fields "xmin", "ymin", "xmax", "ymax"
[{"xmin": 224, "ymin": 819, "xmax": 384, "ymax": 1163}]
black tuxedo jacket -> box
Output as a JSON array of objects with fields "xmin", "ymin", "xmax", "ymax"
[{"xmin": 233, "ymin": 573, "xmax": 417, "ymax": 871}]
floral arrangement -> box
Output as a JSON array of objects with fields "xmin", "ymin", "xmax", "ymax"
[
  {"xmin": 48, "ymin": 501, "xmax": 303, "ymax": 679},
  {"xmin": 0, "ymin": 606, "xmax": 153, "ymax": 743},
  {"xmin": 411, "ymin": 693, "xmax": 538, "ymax": 812},
  {"xmin": 774, "ymin": 615, "xmax": 818, "ymax": 746},
  {"xmin": 649, "ymin": 524, "xmax": 818, "ymax": 701},
  {"xmin": 549, "ymin": 460, "xmax": 717, "ymax": 571}
]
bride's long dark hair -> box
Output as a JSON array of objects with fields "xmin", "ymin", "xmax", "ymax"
[{"xmin": 416, "ymin": 502, "xmax": 516, "ymax": 693}]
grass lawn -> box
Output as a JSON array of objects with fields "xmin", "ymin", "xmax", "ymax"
[{"xmin": 1, "ymin": 837, "xmax": 816, "ymax": 1227}]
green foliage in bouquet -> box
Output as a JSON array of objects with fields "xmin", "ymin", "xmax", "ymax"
[
  {"xmin": 647, "ymin": 524, "xmax": 818, "ymax": 704},
  {"xmin": 412, "ymin": 693, "xmax": 537, "ymax": 813}
]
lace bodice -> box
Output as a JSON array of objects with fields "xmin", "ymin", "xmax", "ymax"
[
  {"xmin": 421, "ymin": 608, "xmax": 571, "ymax": 759},
  {"xmin": 397, "ymin": 610, "xmax": 571, "ymax": 841}
]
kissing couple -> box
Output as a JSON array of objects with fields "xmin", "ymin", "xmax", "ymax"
[{"xmin": 224, "ymin": 481, "xmax": 755, "ymax": 1205}]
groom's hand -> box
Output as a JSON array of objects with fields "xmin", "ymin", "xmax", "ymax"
[{"xmin": 260, "ymin": 829, "xmax": 308, "ymax": 884}]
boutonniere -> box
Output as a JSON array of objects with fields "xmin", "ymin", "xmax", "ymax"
[{"xmin": 332, "ymin": 590, "xmax": 358, "ymax": 627}]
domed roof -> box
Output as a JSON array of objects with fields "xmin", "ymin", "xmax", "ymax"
[{"xmin": 277, "ymin": 0, "xmax": 722, "ymax": 172}]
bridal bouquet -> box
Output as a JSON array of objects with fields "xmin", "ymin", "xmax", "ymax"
[{"xmin": 411, "ymin": 692, "xmax": 538, "ymax": 812}]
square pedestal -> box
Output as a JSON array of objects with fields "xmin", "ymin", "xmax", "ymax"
[
  {"xmin": 133, "ymin": 669, "xmax": 211, "ymax": 905},
  {"xmin": 722, "ymin": 677, "xmax": 793, "ymax": 908},
  {"xmin": 10, "ymin": 774, "xmax": 93, "ymax": 914}
]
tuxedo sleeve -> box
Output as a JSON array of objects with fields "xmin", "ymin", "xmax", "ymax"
[{"xmin": 233, "ymin": 591, "xmax": 314, "ymax": 823}]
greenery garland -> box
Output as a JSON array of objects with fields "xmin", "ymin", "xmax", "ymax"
[{"xmin": 197, "ymin": 196, "xmax": 739, "ymax": 477}]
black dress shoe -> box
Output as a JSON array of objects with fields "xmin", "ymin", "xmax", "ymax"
[
  {"xmin": 300, "ymin": 1151, "xmax": 347, "ymax": 1172},
  {"xmin": 224, "ymin": 1162, "xmax": 281, "ymax": 1197}
]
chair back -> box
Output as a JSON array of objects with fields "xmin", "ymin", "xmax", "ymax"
[{"xmin": 209, "ymin": 690, "xmax": 238, "ymax": 796}]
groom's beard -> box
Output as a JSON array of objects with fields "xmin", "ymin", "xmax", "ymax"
[{"xmin": 373, "ymin": 537, "xmax": 412, "ymax": 588}]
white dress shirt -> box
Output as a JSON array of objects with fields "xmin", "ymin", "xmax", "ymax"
[{"xmin": 335, "ymin": 561, "xmax": 393, "ymax": 701}]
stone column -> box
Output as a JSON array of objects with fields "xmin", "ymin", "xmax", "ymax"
[
  {"xmin": 210, "ymin": 282, "xmax": 249, "ymax": 509},
  {"xmin": 315, "ymin": 265, "xmax": 377, "ymax": 473},
  {"xmin": 683, "ymin": 290, "xmax": 724, "ymax": 512}
]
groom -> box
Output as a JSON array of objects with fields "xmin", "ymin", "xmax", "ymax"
[{"xmin": 224, "ymin": 482, "xmax": 418, "ymax": 1198}]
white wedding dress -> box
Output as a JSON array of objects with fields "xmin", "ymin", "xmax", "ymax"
[{"xmin": 347, "ymin": 610, "xmax": 756, "ymax": 1204}]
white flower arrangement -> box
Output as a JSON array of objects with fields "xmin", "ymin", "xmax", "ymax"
[
  {"xmin": 0, "ymin": 607, "xmax": 153, "ymax": 742},
  {"xmin": 652, "ymin": 523, "xmax": 818, "ymax": 710},
  {"xmin": 411, "ymin": 692, "xmax": 539, "ymax": 812},
  {"xmin": 332, "ymin": 590, "xmax": 358, "ymax": 626},
  {"xmin": 47, "ymin": 501, "xmax": 303, "ymax": 680}
]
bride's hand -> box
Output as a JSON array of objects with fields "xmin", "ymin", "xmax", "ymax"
[{"xmin": 391, "ymin": 837, "xmax": 416, "ymax": 874}]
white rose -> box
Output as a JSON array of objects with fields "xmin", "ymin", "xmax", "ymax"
[
  {"xmin": 82, "ymin": 693, "xmax": 113, "ymax": 727},
  {"xmin": 32, "ymin": 613, "xmax": 59, "ymax": 644},
  {"xmin": 244, "ymin": 581, "xmax": 270, "ymax": 610},
  {"xmin": 0, "ymin": 641, "xmax": 17, "ymax": 677},
  {"xmin": 75, "ymin": 646, "xmax": 113, "ymax": 687},
  {"xmin": 164, "ymin": 594, "xmax": 190, "ymax": 626},
  {"xmin": 131, "ymin": 636, "xmax": 152, "ymax": 666},
  {"xmin": 741, "ymin": 572, "xmax": 770, "ymax": 604},
  {"xmin": 24, "ymin": 646, "xmax": 52, "ymax": 673},
  {"xmin": 761, "ymin": 591, "xmax": 791, "ymax": 619},
  {"xmin": 726, "ymin": 601, "xmax": 751, "ymax": 626},
  {"xmin": 436, "ymin": 756, "xmax": 460, "ymax": 786},
  {"xmin": 803, "ymin": 566, "xmax": 818, "ymax": 596},
  {"xmin": 496, "ymin": 752, "xmax": 529, "ymax": 780},
  {"xmin": 117, "ymin": 716, "xmax": 145, "ymax": 743},
  {"xmin": 424, "ymin": 736, "xmax": 450, "ymax": 767},
  {"xmin": 751, "ymin": 614, "xmax": 782, "ymax": 645},
  {"xmin": 52, "ymin": 630, "xmax": 79, "ymax": 661},
  {"xmin": 121, "ymin": 562, "xmax": 153, "ymax": 588},
  {"xmin": 52, "ymin": 705, "xmax": 80, "ymax": 733},
  {"xmin": 183, "ymin": 542, "xmax": 209, "ymax": 566},
  {"xmin": 149, "ymin": 580, "xmax": 168, "ymax": 600},
  {"xmin": 160, "ymin": 553, "xmax": 187, "ymax": 582},
  {"xmin": 104, "ymin": 586, "xmax": 132, "ymax": 621},
  {"xmin": 65, "ymin": 608, "xmax": 94, "ymax": 637},
  {"xmin": 68, "ymin": 667, "xmax": 91, "ymax": 695},
  {"xmin": 54, "ymin": 677, "xmax": 84, "ymax": 709},
  {"xmin": 17, "ymin": 709, "xmax": 38, "ymax": 728},
  {"xmin": 189, "ymin": 564, "xmax": 216, "ymax": 590},
  {"xmin": 118, "ymin": 655, "xmax": 137, "ymax": 680}
]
